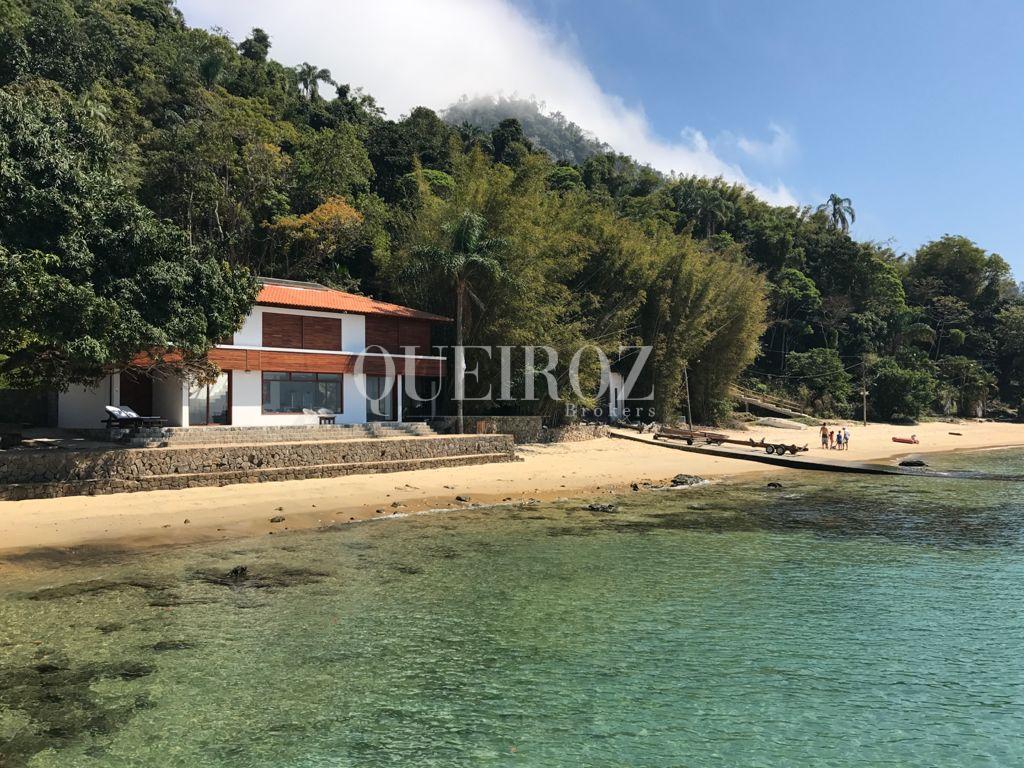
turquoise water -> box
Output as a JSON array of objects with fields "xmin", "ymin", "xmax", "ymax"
[{"xmin": 3, "ymin": 450, "xmax": 1024, "ymax": 766}]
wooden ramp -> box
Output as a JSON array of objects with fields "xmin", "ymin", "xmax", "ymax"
[
  {"xmin": 610, "ymin": 430, "xmax": 933, "ymax": 476},
  {"xmin": 730, "ymin": 386, "xmax": 811, "ymax": 419}
]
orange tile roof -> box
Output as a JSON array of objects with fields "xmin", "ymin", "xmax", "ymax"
[{"xmin": 257, "ymin": 284, "xmax": 450, "ymax": 322}]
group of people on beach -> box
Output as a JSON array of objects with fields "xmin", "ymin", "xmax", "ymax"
[{"xmin": 820, "ymin": 423, "xmax": 850, "ymax": 450}]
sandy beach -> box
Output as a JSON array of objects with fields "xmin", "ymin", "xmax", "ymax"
[{"xmin": 2, "ymin": 419, "xmax": 1023, "ymax": 558}]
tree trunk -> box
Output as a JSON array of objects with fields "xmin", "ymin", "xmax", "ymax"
[{"xmin": 455, "ymin": 280, "xmax": 465, "ymax": 434}]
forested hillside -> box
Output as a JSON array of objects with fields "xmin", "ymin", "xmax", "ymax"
[
  {"xmin": 1, "ymin": 0, "xmax": 1021, "ymax": 424},
  {"xmin": 443, "ymin": 96, "xmax": 609, "ymax": 165}
]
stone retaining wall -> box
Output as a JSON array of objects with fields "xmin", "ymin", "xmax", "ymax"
[
  {"xmin": 442, "ymin": 416, "xmax": 607, "ymax": 444},
  {"xmin": 440, "ymin": 416, "xmax": 544, "ymax": 443},
  {"xmin": 546, "ymin": 424, "xmax": 608, "ymax": 442},
  {"xmin": 0, "ymin": 435, "xmax": 515, "ymax": 500}
]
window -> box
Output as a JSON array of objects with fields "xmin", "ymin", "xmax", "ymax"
[
  {"xmin": 189, "ymin": 373, "xmax": 231, "ymax": 425},
  {"xmin": 262, "ymin": 372, "xmax": 342, "ymax": 414},
  {"xmin": 365, "ymin": 375, "xmax": 394, "ymax": 421}
]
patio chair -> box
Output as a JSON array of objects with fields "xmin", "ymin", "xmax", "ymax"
[{"xmin": 102, "ymin": 405, "xmax": 166, "ymax": 430}]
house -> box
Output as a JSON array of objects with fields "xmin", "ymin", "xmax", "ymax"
[{"xmin": 57, "ymin": 278, "xmax": 449, "ymax": 429}]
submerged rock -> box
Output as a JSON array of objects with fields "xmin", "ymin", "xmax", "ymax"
[
  {"xmin": 899, "ymin": 459, "xmax": 928, "ymax": 467},
  {"xmin": 586, "ymin": 503, "xmax": 618, "ymax": 513},
  {"xmin": 190, "ymin": 564, "xmax": 326, "ymax": 590},
  {"xmin": 269, "ymin": 515, "xmax": 285, "ymax": 523},
  {"xmin": 671, "ymin": 474, "xmax": 705, "ymax": 487},
  {"xmin": 767, "ymin": 482, "xmax": 784, "ymax": 489},
  {"xmin": 150, "ymin": 640, "xmax": 196, "ymax": 653},
  {"xmin": 631, "ymin": 480, "xmax": 666, "ymax": 491}
]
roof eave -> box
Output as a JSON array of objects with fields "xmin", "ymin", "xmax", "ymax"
[{"xmin": 256, "ymin": 300, "xmax": 451, "ymax": 323}]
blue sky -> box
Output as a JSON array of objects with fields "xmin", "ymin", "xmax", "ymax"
[
  {"xmin": 512, "ymin": 0, "xmax": 1024, "ymax": 271},
  {"xmin": 182, "ymin": 0, "xmax": 1024, "ymax": 274}
]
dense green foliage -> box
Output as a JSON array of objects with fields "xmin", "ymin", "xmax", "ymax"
[{"xmin": 2, "ymin": 0, "xmax": 1020, "ymax": 423}]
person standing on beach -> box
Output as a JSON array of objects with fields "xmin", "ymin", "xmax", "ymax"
[
  {"xmin": 829, "ymin": 430, "xmax": 836, "ymax": 449},
  {"xmin": 835, "ymin": 429, "xmax": 844, "ymax": 450},
  {"xmin": 820, "ymin": 423, "xmax": 829, "ymax": 449},
  {"xmin": 843, "ymin": 427, "xmax": 850, "ymax": 450}
]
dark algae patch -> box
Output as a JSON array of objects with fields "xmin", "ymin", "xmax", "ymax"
[
  {"xmin": 189, "ymin": 564, "xmax": 328, "ymax": 590},
  {"xmin": 0, "ymin": 655, "xmax": 154, "ymax": 768},
  {"xmin": 26, "ymin": 578, "xmax": 175, "ymax": 602}
]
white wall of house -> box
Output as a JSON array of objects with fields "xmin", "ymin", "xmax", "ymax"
[
  {"xmin": 342, "ymin": 374, "xmax": 370, "ymax": 424},
  {"xmin": 232, "ymin": 305, "xmax": 366, "ymax": 352},
  {"xmin": 57, "ymin": 375, "xmax": 118, "ymax": 429},
  {"xmin": 153, "ymin": 375, "xmax": 188, "ymax": 427}
]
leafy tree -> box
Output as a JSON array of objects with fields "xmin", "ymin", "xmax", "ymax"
[
  {"xmin": 785, "ymin": 347, "xmax": 852, "ymax": 415},
  {"xmin": 869, "ymin": 357, "xmax": 937, "ymax": 421},
  {"xmin": 239, "ymin": 28, "xmax": 270, "ymax": 62},
  {"xmin": 907, "ymin": 235, "xmax": 1015, "ymax": 309},
  {"xmin": 937, "ymin": 356, "xmax": 995, "ymax": 416},
  {"xmin": 290, "ymin": 125, "xmax": 374, "ymax": 209},
  {"xmin": 769, "ymin": 267, "xmax": 821, "ymax": 369},
  {"xmin": 547, "ymin": 165, "xmax": 583, "ymax": 192},
  {"xmin": 265, "ymin": 197, "xmax": 365, "ymax": 284},
  {"xmin": 0, "ymin": 82, "xmax": 256, "ymax": 388}
]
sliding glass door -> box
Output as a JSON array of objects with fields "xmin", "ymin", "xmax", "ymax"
[
  {"xmin": 365, "ymin": 375, "xmax": 395, "ymax": 421},
  {"xmin": 188, "ymin": 373, "xmax": 230, "ymax": 426}
]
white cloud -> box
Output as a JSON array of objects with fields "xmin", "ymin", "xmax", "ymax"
[
  {"xmin": 177, "ymin": 0, "xmax": 797, "ymax": 205},
  {"xmin": 734, "ymin": 123, "xmax": 796, "ymax": 166}
]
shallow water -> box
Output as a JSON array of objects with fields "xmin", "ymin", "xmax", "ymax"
[{"xmin": 3, "ymin": 450, "xmax": 1024, "ymax": 766}]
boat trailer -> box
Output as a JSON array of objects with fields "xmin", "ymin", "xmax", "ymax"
[{"xmin": 653, "ymin": 427, "xmax": 809, "ymax": 456}]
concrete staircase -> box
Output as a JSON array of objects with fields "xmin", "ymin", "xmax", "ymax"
[{"xmin": 129, "ymin": 421, "xmax": 439, "ymax": 447}]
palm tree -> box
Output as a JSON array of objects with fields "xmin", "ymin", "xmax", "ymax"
[
  {"xmin": 294, "ymin": 63, "xmax": 335, "ymax": 100},
  {"xmin": 693, "ymin": 187, "xmax": 732, "ymax": 238},
  {"xmin": 411, "ymin": 212, "xmax": 508, "ymax": 433},
  {"xmin": 817, "ymin": 194, "xmax": 856, "ymax": 233}
]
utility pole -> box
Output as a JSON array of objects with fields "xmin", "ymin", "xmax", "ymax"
[
  {"xmin": 860, "ymin": 357, "xmax": 868, "ymax": 427},
  {"xmin": 683, "ymin": 362, "xmax": 693, "ymax": 428}
]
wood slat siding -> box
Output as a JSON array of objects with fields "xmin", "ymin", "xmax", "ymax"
[
  {"xmin": 301, "ymin": 316, "xmax": 341, "ymax": 350},
  {"xmin": 207, "ymin": 348, "xmax": 444, "ymax": 377},
  {"xmin": 365, "ymin": 316, "xmax": 399, "ymax": 353},
  {"xmin": 262, "ymin": 312, "xmax": 303, "ymax": 348},
  {"xmin": 261, "ymin": 312, "xmax": 342, "ymax": 351},
  {"xmin": 398, "ymin": 320, "xmax": 432, "ymax": 356}
]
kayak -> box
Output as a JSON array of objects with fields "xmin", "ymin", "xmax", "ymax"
[{"xmin": 892, "ymin": 436, "xmax": 919, "ymax": 444}]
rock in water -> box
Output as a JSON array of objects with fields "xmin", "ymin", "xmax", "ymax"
[
  {"xmin": 899, "ymin": 459, "xmax": 928, "ymax": 467},
  {"xmin": 671, "ymin": 474, "xmax": 705, "ymax": 487},
  {"xmin": 767, "ymin": 482, "xmax": 784, "ymax": 489},
  {"xmin": 586, "ymin": 503, "xmax": 618, "ymax": 513},
  {"xmin": 228, "ymin": 565, "xmax": 248, "ymax": 582},
  {"xmin": 269, "ymin": 515, "xmax": 285, "ymax": 523}
]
